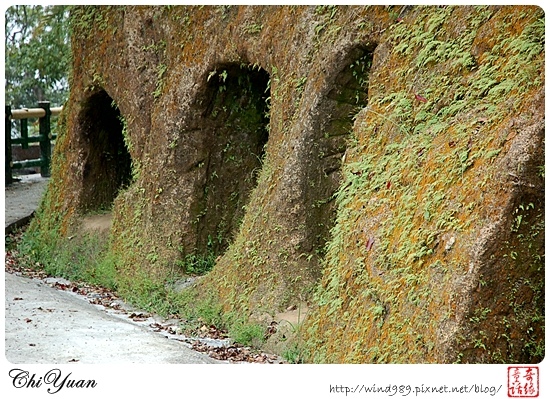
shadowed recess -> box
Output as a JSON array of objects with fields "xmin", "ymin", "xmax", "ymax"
[
  {"xmin": 305, "ymin": 44, "xmax": 376, "ymax": 274},
  {"xmin": 192, "ymin": 63, "xmax": 270, "ymax": 258},
  {"xmin": 77, "ymin": 90, "xmax": 132, "ymax": 212}
]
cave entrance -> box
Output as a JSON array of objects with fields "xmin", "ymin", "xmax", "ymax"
[
  {"xmin": 77, "ymin": 90, "xmax": 132, "ymax": 212},
  {"xmin": 306, "ymin": 45, "xmax": 375, "ymax": 272},
  {"xmin": 194, "ymin": 63, "xmax": 270, "ymax": 258}
]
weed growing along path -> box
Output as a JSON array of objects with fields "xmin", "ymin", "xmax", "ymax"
[
  {"xmin": 5, "ymin": 237, "xmax": 284, "ymax": 364},
  {"xmin": 5, "ymin": 271, "xmax": 221, "ymax": 364}
]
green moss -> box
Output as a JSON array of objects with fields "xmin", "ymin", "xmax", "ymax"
[
  {"xmin": 303, "ymin": 5, "xmax": 544, "ymax": 363},
  {"xmin": 22, "ymin": 5, "xmax": 544, "ymax": 364}
]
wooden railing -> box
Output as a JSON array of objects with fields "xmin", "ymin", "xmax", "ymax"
[{"xmin": 5, "ymin": 101, "xmax": 62, "ymax": 184}]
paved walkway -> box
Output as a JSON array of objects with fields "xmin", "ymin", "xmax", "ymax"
[
  {"xmin": 4, "ymin": 174, "xmax": 220, "ymax": 364},
  {"xmin": 5, "ymin": 173, "xmax": 49, "ymax": 231},
  {"xmin": 5, "ymin": 272, "xmax": 219, "ymax": 363}
]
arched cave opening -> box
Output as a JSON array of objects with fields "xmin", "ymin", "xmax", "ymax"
[
  {"xmin": 193, "ymin": 63, "xmax": 270, "ymax": 260},
  {"xmin": 305, "ymin": 45, "xmax": 375, "ymax": 273},
  {"xmin": 77, "ymin": 90, "xmax": 132, "ymax": 212}
]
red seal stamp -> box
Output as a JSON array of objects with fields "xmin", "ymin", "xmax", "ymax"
[{"xmin": 508, "ymin": 366, "xmax": 539, "ymax": 397}]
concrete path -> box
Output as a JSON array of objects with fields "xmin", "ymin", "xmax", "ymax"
[
  {"xmin": 5, "ymin": 272, "xmax": 219, "ymax": 364},
  {"xmin": 5, "ymin": 173, "xmax": 49, "ymax": 231},
  {"xmin": 4, "ymin": 174, "xmax": 219, "ymax": 364}
]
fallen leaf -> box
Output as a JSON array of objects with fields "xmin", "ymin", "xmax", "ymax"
[
  {"xmin": 366, "ymin": 237, "xmax": 375, "ymax": 251},
  {"xmin": 149, "ymin": 323, "xmax": 164, "ymax": 332},
  {"xmin": 414, "ymin": 93, "xmax": 427, "ymax": 103},
  {"xmin": 129, "ymin": 312, "xmax": 149, "ymax": 321},
  {"xmin": 265, "ymin": 322, "xmax": 278, "ymax": 339},
  {"xmin": 54, "ymin": 282, "xmax": 70, "ymax": 290},
  {"xmin": 506, "ymin": 131, "xmax": 517, "ymax": 141}
]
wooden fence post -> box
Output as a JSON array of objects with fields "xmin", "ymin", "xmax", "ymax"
[
  {"xmin": 5, "ymin": 105, "xmax": 13, "ymax": 185},
  {"xmin": 38, "ymin": 101, "xmax": 52, "ymax": 177},
  {"xmin": 20, "ymin": 118, "xmax": 29, "ymax": 149}
]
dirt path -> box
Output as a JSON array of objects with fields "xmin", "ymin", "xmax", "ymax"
[{"xmin": 5, "ymin": 272, "xmax": 220, "ymax": 364}]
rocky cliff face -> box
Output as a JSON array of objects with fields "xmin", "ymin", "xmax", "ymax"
[{"xmin": 35, "ymin": 5, "xmax": 544, "ymax": 363}]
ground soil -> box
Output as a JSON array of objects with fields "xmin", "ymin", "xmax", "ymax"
[{"xmin": 81, "ymin": 213, "xmax": 112, "ymax": 233}]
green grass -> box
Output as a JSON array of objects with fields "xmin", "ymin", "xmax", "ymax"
[
  {"xmin": 228, "ymin": 319, "xmax": 265, "ymax": 347},
  {"xmin": 282, "ymin": 343, "xmax": 303, "ymax": 364},
  {"xmin": 176, "ymin": 251, "xmax": 217, "ymax": 275},
  {"xmin": 16, "ymin": 224, "xmax": 271, "ymax": 347}
]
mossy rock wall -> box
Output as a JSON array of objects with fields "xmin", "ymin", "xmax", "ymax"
[{"xmin": 36, "ymin": 5, "xmax": 544, "ymax": 363}]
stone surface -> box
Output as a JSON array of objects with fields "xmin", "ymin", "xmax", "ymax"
[
  {"xmin": 5, "ymin": 272, "xmax": 219, "ymax": 364},
  {"xmin": 4, "ymin": 174, "xmax": 49, "ymax": 230},
  {"xmin": 30, "ymin": 5, "xmax": 544, "ymax": 363}
]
